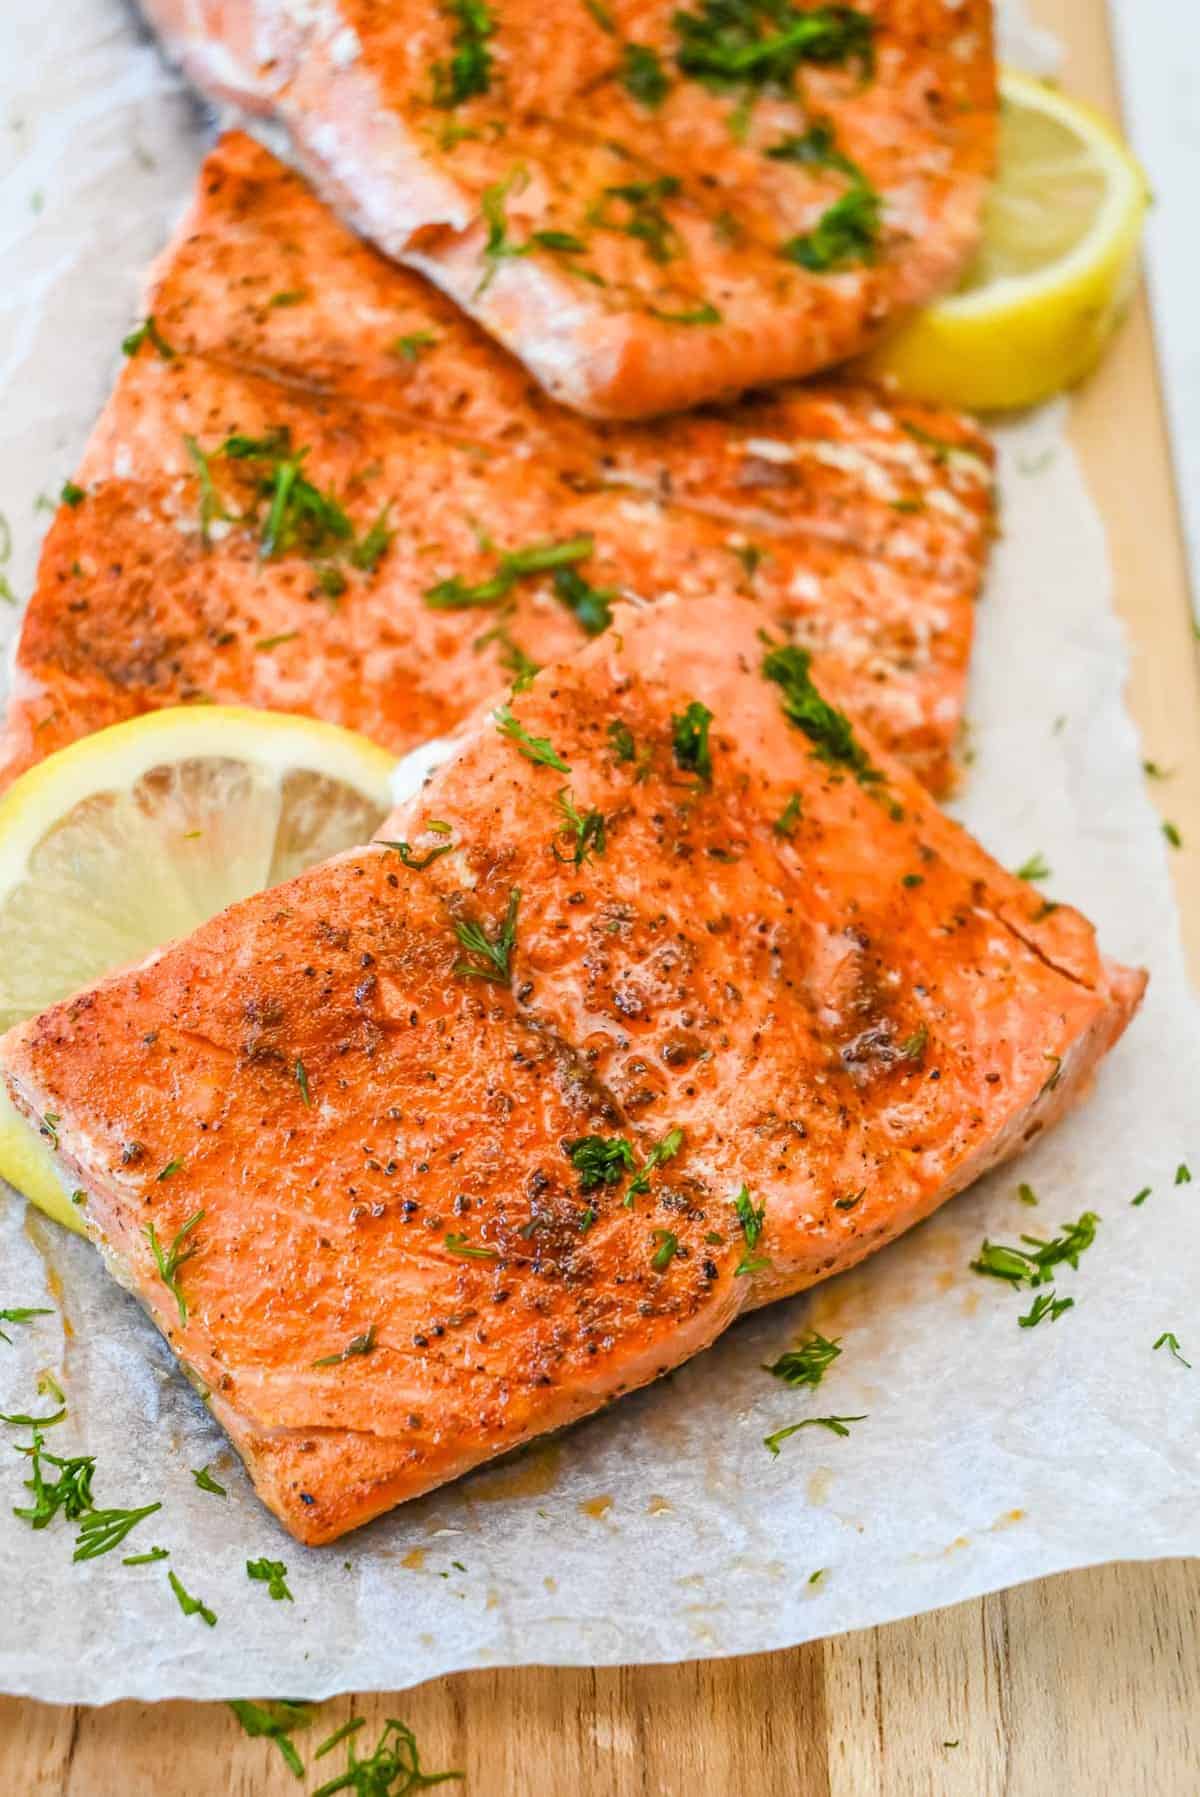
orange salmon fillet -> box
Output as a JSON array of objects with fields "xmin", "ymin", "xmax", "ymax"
[
  {"xmin": 0, "ymin": 134, "xmax": 993, "ymax": 794},
  {"xmin": 136, "ymin": 0, "xmax": 995, "ymax": 417},
  {"xmin": 0, "ymin": 594, "xmax": 1144, "ymax": 1544}
]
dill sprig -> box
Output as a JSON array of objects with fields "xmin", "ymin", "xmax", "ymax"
[
  {"xmin": 452, "ymin": 886, "xmax": 520, "ymax": 984},
  {"xmin": 764, "ymin": 1332, "xmax": 842, "ymax": 1388},
  {"xmin": 145, "ymin": 1208, "xmax": 205, "ymax": 1326},
  {"xmin": 228, "ymin": 1699, "xmax": 312, "ymax": 1776}
]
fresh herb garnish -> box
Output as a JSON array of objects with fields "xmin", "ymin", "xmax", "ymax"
[
  {"xmin": 168, "ymin": 1568, "xmax": 217, "ymax": 1627},
  {"xmin": 122, "ymin": 314, "xmax": 176, "ymax": 359},
  {"xmin": 494, "ymin": 704, "xmax": 571, "ymax": 772},
  {"xmin": 313, "ymin": 1326, "xmax": 378, "ymax": 1369},
  {"xmin": 182, "ymin": 434, "xmax": 229, "ymax": 545},
  {"xmin": 651, "ymin": 1229, "xmax": 679, "ymax": 1270},
  {"xmin": 192, "ymin": 1464, "xmax": 227, "ymax": 1496},
  {"xmin": 295, "ymin": 1058, "xmax": 314, "ymax": 1107},
  {"xmin": 431, "ymin": 0, "xmax": 496, "ymax": 107},
  {"xmin": 530, "ymin": 229, "xmax": 589, "ymax": 253},
  {"xmin": 1017, "ymin": 1291, "xmax": 1074, "ymax": 1329},
  {"xmin": 764, "ymin": 1414, "xmax": 867, "ymax": 1456},
  {"xmin": 1039, "ymin": 1053, "xmax": 1063, "ymax": 1096},
  {"xmin": 228, "ymin": 1699, "xmax": 311, "ymax": 1776},
  {"xmin": 774, "ymin": 792, "xmax": 802, "ymax": 837},
  {"xmin": 781, "ymin": 182, "xmax": 880, "ymax": 271},
  {"xmin": 1175, "ymin": 1162, "xmax": 1191, "ymax": 1185},
  {"xmin": 552, "ymin": 563, "xmax": 617, "ymax": 635},
  {"xmin": 589, "ymin": 177, "xmax": 682, "ymax": 265},
  {"xmin": 444, "ymin": 1233, "xmax": 500, "ymax": 1260},
  {"xmin": 766, "ymin": 120, "xmax": 859, "ymax": 175},
  {"xmin": 553, "ymin": 788, "xmax": 607, "ymax": 865},
  {"xmin": 310, "ymin": 1717, "xmax": 462, "ymax": 1797},
  {"xmin": 971, "ymin": 1211, "xmax": 1098, "ymax": 1291},
  {"xmin": 156, "ymin": 1158, "xmax": 184, "ymax": 1182},
  {"xmin": 1154, "ymin": 1331, "xmax": 1191, "ymax": 1367},
  {"xmin": 349, "ymin": 505, "xmax": 394, "ymax": 574},
  {"xmin": 426, "ymin": 532, "xmax": 594, "ymax": 611},
  {"xmin": 478, "ymin": 165, "xmax": 531, "ymax": 287},
  {"xmin": 392, "ymin": 330, "xmax": 439, "ymax": 362},
  {"xmin": 607, "ymin": 720, "xmax": 637, "ymax": 763},
  {"xmin": 622, "ymin": 42, "xmax": 671, "ymax": 106},
  {"xmin": 227, "ymin": 428, "xmax": 352, "ymax": 561},
  {"xmin": 267, "ymin": 288, "xmax": 308, "ymax": 308},
  {"xmin": 39, "ymin": 1112, "xmax": 59, "ymax": 1148},
  {"xmin": 476, "ymin": 621, "xmax": 540, "ymax": 689},
  {"xmin": 627, "ymin": 1126, "xmax": 685, "ymax": 1199},
  {"xmin": 380, "ymin": 837, "xmax": 456, "ymax": 871},
  {"xmin": 452, "ymin": 886, "xmax": 520, "ymax": 983},
  {"xmin": 12, "ymin": 1433, "xmax": 95, "ymax": 1528},
  {"xmin": 60, "ymin": 481, "xmax": 85, "ymax": 508},
  {"xmin": 1, "ymin": 1405, "xmax": 66, "ymax": 1427},
  {"xmin": 74, "ymin": 1501, "xmax": 163, "ymax": 1562},
  {"xmin": 762, "ymin": 639, "xmax": 882, "ymax": 785},
  {"xmin": 566, "ymin": 1134, "xmax": 637, "ymax": 1192},
  {"xmin": 123, "ymin": 1545, "xmax": 169, "ymax": 1565},
  {"xmin": 1015, "ymin": 852, "xmax": 1051, "ymax": 883},
  {"xmin": 247, "ymin": 1555, "xmax": 294, "ymax": 1601},
  {"xmin": 316, "ymin": 564, "xmax": 348, "ymax": 601},
  {"xmin": 648, "ymin": 300, "xmax": 723, "ymax": 325},
  {"xmin": 0, "ymin": 1307, "xmax": 52, "ymax": 1346},
  {"xmin": 145, "ymin": 1208, "xmax": 205, "ymax": 1326},
  {"xmin": 1163, "ymin": 820, "xmax": 1182, "ymax": 848},
  {"xmin": 672, "ymin": 0, "xmax": 874, "ymax": 91},
  {"xmin": 315, "ymin": 1717, "xmax": 368, "ymax": 1760},
  {"xmin": 187, "ymin": 432, "xmax": 390, "ymax": 577},
  {"xmin": 731, "ymin": 1183, "xmax": 768, "ymax": 1276},
  {"xmin": 900, "ymin": 420, "xmax": 964, "ymax": 464},
  {"xmin": 672, "ymin": 700, "xmax": 714, "ymax": 782},
  {"xmin": 764, "ymin": 1332, "xmax": 841, "ymax": 1387},
  {"xmin": 1131, "ymin": 1185, "xmax": 1151, "ymax": 1207}
]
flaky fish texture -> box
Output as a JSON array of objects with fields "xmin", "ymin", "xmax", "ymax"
[
  {"xmin": 136, "ymin": 0, "xmax": 996, "ymax": 417},
  {"xmin": 0, "ymin": 134, "xmax": 993, "ymax": 796},
  {"xmin": 0, "ymin": 594, "xmax": 1143, "ymax": 1544}
]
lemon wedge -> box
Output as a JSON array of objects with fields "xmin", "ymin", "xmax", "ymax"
[
  {"xmin": 0, "ymin": 707, "xmax": 394, "ymax": 1232},
  {"xmin": 860, "ymin": 68, "xmax": 1150, "ymax": 411}
]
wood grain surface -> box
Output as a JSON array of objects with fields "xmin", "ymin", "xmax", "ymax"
[{"xmin": 3, "ymin": 0, "xmax": 1199, "ymax": 1789}]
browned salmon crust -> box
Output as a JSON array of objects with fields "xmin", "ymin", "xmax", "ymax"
[
  {"xmin": 0, "ymin": 594, "xmax": 1144, "ymax": 1544},
  {"xmin": 136, "ymin": 0, "xmax": 996, "ymax": 417},
  {"xmin": 0, "ymin": 133, "xmax": 993, "ymax": 795}
]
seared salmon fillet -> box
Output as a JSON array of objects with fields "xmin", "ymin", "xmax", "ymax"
[
  {"xmin": 136, "ymin": 0, "xmax": 995, "ymax": 417},
  {"xmin": 0, "ymin": 134, "xmax": 992, "ymax": 794},
  {"xmin": 0, "ymin": 594, "xmax": 1144, "ymax": 1544}
]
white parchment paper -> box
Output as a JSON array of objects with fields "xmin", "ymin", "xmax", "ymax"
[{"xmin": 0, "ymin": 0, "xmax": 1196, "ymax": 1706}]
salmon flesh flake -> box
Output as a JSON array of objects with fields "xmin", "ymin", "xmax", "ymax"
[
  {"xmin": 0, "ymin": 134, "xmax": 993, "ymax": 797},
  {"xmin": 135, "ymin": 0, "xmax": 996, "ymax": 417},
  {"xmin": 0, "ymin": 594, "xmax": 1144, "ymax": 1544}
]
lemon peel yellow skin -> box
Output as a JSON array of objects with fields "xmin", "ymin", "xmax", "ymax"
[
  {"xmin": 0, "ymin": 707, "xmax": 394, "ymax": 1233},
  {"xmin": 858, "ymin": 70, "xmax": 1150, "ymax": 412}
]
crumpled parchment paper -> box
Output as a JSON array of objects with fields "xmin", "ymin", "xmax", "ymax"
[{"xmin": 1, "ymin": 0, "xmax": 1196, "ymax": 1706}]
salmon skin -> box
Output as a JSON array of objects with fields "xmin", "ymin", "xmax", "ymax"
[
  {"xmin": 135, "ymin": 0, "xmax": 996, "ymax": 418},
  {"xmin": 0, "ymin": 134, "xmax": 993, "ymax": 795},
  {"xmin": 0, "ymin": 593, "xmax": 1144, "ymax": 1545}
]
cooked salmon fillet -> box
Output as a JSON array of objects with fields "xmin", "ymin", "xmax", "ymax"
[
  {"xmin": 0, "ymin": 594, "xmax": 1144, "ymax": 1544},
  {"xmin": 136, "ymin": 0, "xmax": 995, "ymax": 417},
  {"xmin": 0, "ymin": 134, "xmax": 992, "ymax": 794}
]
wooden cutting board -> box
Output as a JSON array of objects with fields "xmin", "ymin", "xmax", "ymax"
[{"xmin": 4, "ymin": 0, "xmax": 1199, "ymax": 1788}]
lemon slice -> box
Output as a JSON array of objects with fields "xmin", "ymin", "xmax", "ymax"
[
  {"xmin": 0, "ymin": 707, "xmax": 394, "ymax": 1232},
  {"xmin": 859, "ymin": 68, "xmax": 1150, "ymax": 410}
]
